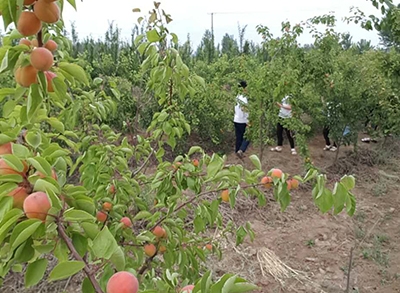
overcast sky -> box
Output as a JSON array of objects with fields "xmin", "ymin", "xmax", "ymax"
[{"xmin": 62, "ymin": 0, "xmax": 388, "ymax": 48}]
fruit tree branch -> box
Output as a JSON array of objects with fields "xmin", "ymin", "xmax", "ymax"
[
  {"xmin": 149, "ymin": 182, "xmax": 265, "ymax": 231},
  {"xmin": 57, "ymin": 221, "xmax": 104, "ymax": 293}
]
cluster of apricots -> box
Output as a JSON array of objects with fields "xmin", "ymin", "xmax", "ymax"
[
  {"xmin": 0, "ymin": 141, "xmax": 57, "ymax": 221},
  {"xmin": 95, "ymin": 186, "xmax": 134, "ymax": 229},
  {"xmin": 219, "ymin": 168, "xmax": 300, "ymax": 204},
  {"xmin": 15, "ymin": 0, "xmax": 60, "ymax": 91},
  {"xmin": 260, "ymin": 168, "xmax": 300, "ymax": 190}
]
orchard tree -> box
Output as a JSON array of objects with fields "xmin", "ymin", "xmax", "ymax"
[{"xmin": 0, "ymin": 1, "xmax": 358, "ymax": 293}]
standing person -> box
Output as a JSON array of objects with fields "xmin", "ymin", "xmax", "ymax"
[
  {"xmin": 322, "ymin": 100, "xmax": 337, "ymax": 152},
  {"xmin": 234, "ymin": 80, "xmax": 250, "ymax": 159},
  {"xmin": 322, "ymin": 125, "xmax": 337, "ymax": 151},
  {"xmin": 270, "ymin": 95, "xmax": 297, "ymax": 155}
]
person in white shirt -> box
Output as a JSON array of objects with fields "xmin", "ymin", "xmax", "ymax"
[
  {"xmin": 234, "ymin": 80, "xmax": 250, "ymax": 158},
  {"xmin": 270, "ymin": 95, "xmax": 297, "ymax": 155}
]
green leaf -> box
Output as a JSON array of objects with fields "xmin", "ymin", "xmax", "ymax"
[
  {"xmin": 46, "ymin": 117, "xmax": 65, "ymax": 133},
  {"xmin": 171, "ymin": 33, "xmax": 178, "ymax": 44},
  {"xmin": 48, "ymin": 261, "xmax": 85, "ymax": 281},
  {"xmin": 81, "ymin": 222, "xmax": 100, "ymax": 239},
  {"xmin": 249, "ymin": 155, "xmax": 261, "ymax": 170},
  {"xmin": 206, "ymin": 155, "xmax": 224, "ymax": 179},
  {"xmin": 82, "ymin": 277, "xmax": 95, "ymax": 293},
  {"xmin": 229, "ymin": 282, "xmax": 259, "ymax": 293},
  {"xmin": 10, "ymin": 219, "xmax": 42, "ymax": 250},
  {"xmin": 27, "ymin": 84, "xmax": 43, "ymax": 122},
  {"xmin": 12, "ymin": 143, "xmax": 30, "ymax": 158},
  {"xmin": 340, "ymin": 175, "xmax": 355, "ymax": 190},
  {"xmin": 0, "ymin": 208, "xmax": 23, "ymax": 242},
  {"xmin": 1, "ymin": 154, "xmax": 25, "ymax": 172},
  {"xmin": 25, "ymin": 258, "xmax": 48, "ymax": 288},
  {"xmin": 15, "ymin": 238, "xmax": 34, "ymax": 262},
  {"xmin": 188, "ymin": 146, "xmax": 202, "ymax": 156},
  {"xmin": 25, "ymin": 131, "xmax": 42, "ymax": 149},
  {"xmin": 58, "ymin": 62, "xmax": 89, "ymax": 86},
  {"xmin": 92, "ymin": 226, "xmax": 119, "ymax": 259},
  {"xmin": 72, "ymin": 233, "xmax": 88, "ymax": 257},
  {"xmin": 236, "ymin": 226, "xmax": 247, "ymax": 246},
  {"xmin": 27, "ymin": 157, "xmax": 52, "ymax": 176},
  {"xmin": 333, "ymin": 183, "xmax": 347, "ymax": 215},
  {"xmin": 34, "ymin": 178, "xmax": 60, "ymax": 195},
  {"xmin": 64, "ymin": 209, "xmax": 96, "ymax": 222},
  {"xmin": 67, "ymin": 0, "xmax": 76, "ymax": 10},
  {"xmin": 147, "ymin": 29, "xmax": 160, "ymax": 42},
  {"xmin": 133, "ymin": 210, "xmax": 152, "ymax": 221},
  {"xmin": 110, "ymin": 246, "xmax": 126, "ymax": 271}
]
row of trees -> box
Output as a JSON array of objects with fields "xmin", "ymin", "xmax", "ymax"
[{"xmin": 57, "ymin": 11, "xmax": 400, "ymax": 161}]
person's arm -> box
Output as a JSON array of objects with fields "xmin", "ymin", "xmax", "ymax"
[{"xmin": 280, "ymin": 103, "xmax": 292, "ymax": 110}]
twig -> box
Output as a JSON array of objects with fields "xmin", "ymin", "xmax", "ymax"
[
  {"xmin": 57, "ymin": 221, "xmax": 104, "ymax": 293},
  {"xmin": 132, "ymin": 147, "xmax": 156, "ymax": 177},
  {"xmin": 138, "ymin": 253, "xmax": 158, "ymax": 276},
  {"xmin": 149, "ymin": 182, "xmax": 265, "ymax": 231},
  {"xmin": 345, "ymin": 247, "xmax": 354, "ymax": 293},
  {"xmin": 346, "ymin": 211, "xmax": 384, "ymax": 291}
]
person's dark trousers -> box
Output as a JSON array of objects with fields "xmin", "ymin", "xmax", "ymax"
[
  {"xmin": 234, "ymin": 122, "xmax": 250, "ymax": 152},
  {"xmin": 277, "ymin": 121, "xmax": 295, "ymax": 149},
  {"xmin": 323, "ymin": 126, "xmax": 337, "ymax": 147}
]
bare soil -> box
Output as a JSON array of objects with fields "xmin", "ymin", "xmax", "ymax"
[{"xmin": 208, "ymin": 135, "xmax": 400, "ymax": 293}]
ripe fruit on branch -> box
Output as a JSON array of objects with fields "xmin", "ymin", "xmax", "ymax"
[
  {"xmin": 0, "ymin": 142, "xmax": 12, "ymax": 155},
  {"xmin": 102, "ymin": 202, "xmax": 112, "ymax": 211},
  {"xmin": 17, "ymin": 11, "xmax": 41, "ymax": 36},
  {"xmin": 220, "ymin": 189, "xmax": 229, "ymax": 202},
  {"xmin": 181, "ymin": 285, "xmax": 195, "ymax": 293},
  {"xmin": 159, "ymin": 245, "xmax": 167, "ymax": 253},
  {"xmin": 270, "ymin": 168, "xmax": 283, "ymax": 179},
  {"xmin": 205, "ymin": 244, "xmax": 212, "ymax": 251},
  {"xmin": 0, "ymin": 158, "xmax": 27, "ymax": 176},
  {"xmin": 152, "ymin": 226, "xmax": 166, "ymax": 239},
  {"xmin": 34, "ymin": 0, "xmax": 60, "ymax": 23},
  {"xmin": 144, "ymin": 243, "xmax": 157, "ymax": 257},
  {"xmin": 192, "ymin": 159, "xmax": 199, "ymax": 167},
  {"xmin": 106, "ymin": 271, "xmax": 139, "ymax": 293},
  {"xmin": 289, "ymin": 178, "xmax": 299, "ymax": 189},
  {"xmin": 44, "ymin": 40, "xmax": 58, "ymax": 51},
  {"xmin": 23, "ymin": 191, "xmax": 51, "ymax": 221},
  {"xmin": 260, "ymin": 176, "xmax": 273, "ymax": 188},
  {"xmin": 172, "ymin": 162, "xmax": 182, "ymax": 170},
  {"xmin": 96, "ymin": 211, "xmax": 107, "ymax": 223},
  {"xmin": 109, "ymin": 184, "xmax": 116, "ymax": 194},
  {"xmin": 44, "ymin": 71, "xmax": 56, "ymax": 92},
  {"xmin": 19, "ymin": 39, "xmax": 32, "ymax": 46},
  {"xmin": 30, "ymin": 47, "xmax": 54, "ymax": 71},
  {"xmin": 286, "ymin": 180, "xmax": 292, "ymax": 191},
  {"xmin": 15, "ymin": 66, "xmax": 38, "ymax": 87},
  {"xmin": 120, "ymin": 217, "xmax": 132, "ymax": 228},
  {"xmin": 8, "ymin": 186, "xmax": 29, "ymax": 209}
]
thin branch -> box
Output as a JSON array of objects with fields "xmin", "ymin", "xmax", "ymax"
[
  {"xmin": 57, "ymin": 221, "xmax": 104, "ymax": 293},
  {"xmin": 345, "ymin": 247, "xmax": 354, "ymax": 293},
  {"xmin": 132, "ymin": 147, "xmax": 156, "ymax": 177},
  {"xmin": 149, "ymin": 182, "xmax": 265, "ymax": 231}
]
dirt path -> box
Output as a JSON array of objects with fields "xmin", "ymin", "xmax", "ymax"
[{"xmin": 209, "ymin": 136, "xmax": 400, "ymax": 292}]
